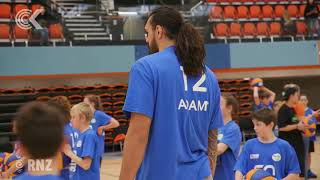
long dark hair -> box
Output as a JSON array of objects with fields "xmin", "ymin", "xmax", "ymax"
[{"xmin": 147, "ymin": 6, "xmax": 205, "ymax": 76}]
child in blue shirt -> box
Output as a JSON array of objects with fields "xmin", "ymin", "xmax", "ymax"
[
  {"xmin": 64, "ymin": 102, "xmax": 100, "ymax": 180},
  {"xmin": 214, "ymin": 93, "xmax": 241, "ymax": 180},
  {"xmin": 235, "ymin": 108, "xmax": 300, "ymax": 180},
  {"xmin": 83, "ymin": 95, "xmax": 119, "ymax": 164}
]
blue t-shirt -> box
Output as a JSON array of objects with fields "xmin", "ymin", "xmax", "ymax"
[
  {"xmin": 15, "ymin": 173, "xmax": 62, "ymax": 180},
  {"xmin": 90, "ymin": 110, "xmax": 112, "ymax": 159},
  {"xmin": 214, "ymin": 120, "xmax": 241, "ymax": 180},
  {"xmin": 234, "ymin": 138, "xmax": 301, "ymax": 179},
  {"xmin": 61, "ymin": 123, "xmax": 78, "ymax": 180},
  {"xmin": 305, "ymin": 107, "xmax": 317, "ymax": 141},
  {"xmin": 71, "ymin": 129, "xmax": 100, "ymax": 180},
  {"xmin": 123, "ymin": 46, "xmax": 223, "ymax": 180},
  {"xmin": 254, "ymin": 102, "xmax": 273, "ymax": 112}
]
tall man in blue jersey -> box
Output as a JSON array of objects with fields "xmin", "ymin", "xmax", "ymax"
[{"xmin": 119, "ymin": 6, "xmax": 223, "ymax": 180}]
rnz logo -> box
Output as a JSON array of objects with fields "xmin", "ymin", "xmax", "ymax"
[{"xmin": 28, "ymin": 159, "xmax": 53, "ymax": 172}]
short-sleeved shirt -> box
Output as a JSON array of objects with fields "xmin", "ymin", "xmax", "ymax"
[
  {"xmin": 234, "ymin": 138, "xmax": 301, "ymax": 179},
  {"xmin": 254, "ymin": 102, "xmax": 273, "ymax": 112},
  {"xmin": 71, "ymin": 129, "xmax": 100, "ymax": 180},
  {"xmin": 90, "ymin": 110, "xmax": 112, "ymax": 158},
  {"xmin": 61, "ymin": 123, "xmax": 78, "ymax": 180},
  {"xmin": 214, "ymin": 120, "xmax": 241, "ymax": 180},
  {"xmin": 123, "ymin": 46, "xmax": 223, "ymax": 180},
  {"xmin": 277, "ymin": 104, "xmax": 302, "ymax": 144}
]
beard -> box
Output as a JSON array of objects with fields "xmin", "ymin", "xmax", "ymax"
[{"xmin": 148, "ymin": 37, "xmax": 159, "ymax": 54}]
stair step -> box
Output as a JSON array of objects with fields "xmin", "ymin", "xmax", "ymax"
[
  {"xmin": 74, "ymin": 37, "xmax": 110, "ymax": 40},
  {"xmin": 64, "ymin": 15, "xmax": 95, "ymax": 19},
  {"xmin": 69, "ymin": 28, "xmax": 105, "ymax": 31},
  {"xmin": 65, "ymin": 19, "xmax": 98, "ymax": 22},
  {"xmin": 56, "ymin": 2, "xmax": 80, "ymax": 5},
  {"xmin": 66, "ymin": 23, "xmax": 102, "ymax": 27},
  {"xmin": 74, "ymin": 32, "xmax": 109, "ymax": 36}
]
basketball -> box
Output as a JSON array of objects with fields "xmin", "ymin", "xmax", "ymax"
[
  {"xmin": 303, "ymin": 117, "xmax": 317, "ymax": 137},
  {"xmin": 246, "ymin": 169, "xmax": 274, "ymax": 180},
  {"xmin": 2, "ymin": 153, "xmax": 24, "ymax": 177},
  {"xmin": 251, "ymin": 78, "xmax": 264, "ymax": 87}
]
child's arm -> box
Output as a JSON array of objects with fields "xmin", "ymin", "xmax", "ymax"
[
  {"xmin": 253, "ymin": 86, "xmax": 260, "ymax": 106},
  {"xmin": 217, "ymin": 143, "xmax": 228, "ymax": 156},
  {"xmin": 261, "ymin": 86, "xmax": 276, "ymax": 103},
  {"xmin": 97, "ymin": 118, "xmax": 120, "ymax": 136},
  {"xmin": 235, "ymin": 171, "xmax": 244, "ymax": 180},
  {"xmin": 64, "ymin": 145, "xmax": 92, "ymax": 170},
  {"xmin": 282, "ymin": 173, "xmax": 300, "ymax": 180}
]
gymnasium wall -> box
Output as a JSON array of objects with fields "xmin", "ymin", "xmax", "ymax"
[{"xmin": 0, "ymin": 41, "xmax": 319, "ymax": 77}]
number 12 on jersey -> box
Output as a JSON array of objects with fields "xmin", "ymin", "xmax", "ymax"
[{"xmin": 180, "ymin": 66, "xmax": 207, "ymax": 93}]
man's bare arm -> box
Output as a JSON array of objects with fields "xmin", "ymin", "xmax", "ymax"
[{"xmin": 208, "ymin": 129, "xmax": 218, "ymax": 176}]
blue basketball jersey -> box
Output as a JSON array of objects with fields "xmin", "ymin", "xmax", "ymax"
[
  {"xmin": 234, "ymin": 138, "xmax": 300, "ymax": 179},
  {"xmin": 71, "ymin": 129, "xmax": 100, "ymax": 180},
  {"xmin": 90, "ymin": 110, "xmax": 112, "ymax": 158},
  {"xmin": 61, "ymin": 123, "xmax": 78, "ymax": 180},
  {"xmin": 214, "ymin": 120, "xmax": 241, "ymax": 180},
  {"xmin": 123, "ymin": 46, "xmax": 223, "ymax": 180},
  {"xmin": 254, "ymin": 102, "xmax": 273, "ymax": 112}
]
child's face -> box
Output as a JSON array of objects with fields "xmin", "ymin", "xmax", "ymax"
[
  {"xmin": 83, "ymin": 98, "xmax": 94, "ymax": 110},
  {"xmin": 252, "ymin": 119, "xmax": 274, "ymax": 139},
  {"xmin": 261, "ymin": 97, "xmax": 270, "ymax": 106},
  {"xmin": 220, "ymin": 97, "xmax": 231, "ymax": 119},
  {"xmin": 299, "ymin": 95, "xmax": 308, "ymax": 107},
  {"xmin": 70, "ymin": 111, "xmax": 82, "ymax": 129},
  {"xmin": 290, "ymin": 91, "xmax": 300, "ymax": 104}
]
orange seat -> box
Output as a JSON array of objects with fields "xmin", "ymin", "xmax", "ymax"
[
  {"xmin": 296, "ymin": 21, "xmax": 307, "ymax": 35},
  {"xmin": 262, "ymin": 5, "xmax": 273, "ymax": 18},
  {"xmin": 257, "ymin": 22, "xmax": 269, "ymax": 36},
  {"xmin": 14, "ymin": 4, "xmax": 29, "ymax": 17},
  {"xmin": 210, "ymin": 6, "xmax": 223, "ymax": 19},
  {"xmin": 214, "ymin": 23, "xmax": 229, "ymax": 37},
  {"xmin": 250, "ymin": 6, "xmax": 261, "ymax": 19},
  {"xmin": 275, "ymin": 5, "xmax": 285, "ymax": 18},
  {"xmin": 269, "ymin": 22, "xmax": 281, "ymax": 36},
  {"xmin": 49, "ymin": 24, "xmax": 63, "ymax": 39},
  {"xmin": 230, "ymin": 22, "xmax": 242, "ymax": 36},
  {"xmin": 243, "ymin": 23, "xmax": 256, "ymax": 36},
  {"xmin": 114, "ymin": 134, "xmax": 126, "ymax": 143},
  {"xmin": 0, "ymin": 4, "xmax": 11, "ymax": 19},
  {"xmin": 237, "ymin": 6, "xmax": 249, "ymax": 19},
  {"xmin": 13, "ymin": 24, "xmax": 29, "ymax": 39},
  {"xmin": 0, "ymin": 24, "xmax": 10, "ymax": 39},
  {"xmin": 299, "ymin": 5, "xmax": 306, "ymax": 17},
  {"xmin": 287, "ymin": 5, "xmax": 298, "ymax": 18},
  {"xmin": 224, "ymin": 6, "xmax": 236, "ymax": 19}
]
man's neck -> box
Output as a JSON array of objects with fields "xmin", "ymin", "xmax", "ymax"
[
  {"xmin": 286, "ymin": 100, "xmax": 295, "ymax": 107},
  {"xmin": 158, "ymin": 41, "xmax": 175, "ymax": 52}
]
